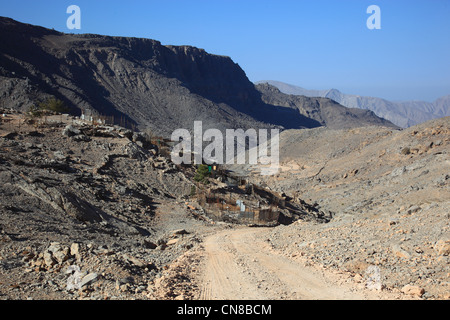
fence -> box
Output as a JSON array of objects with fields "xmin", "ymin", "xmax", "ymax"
[
  {"xmin": 204, "ymin": 207, "xmax": 279, "ymax": 225},
  {"xmin": 199, "ymin": 193, "xmax": 279, "ymax": 225}
]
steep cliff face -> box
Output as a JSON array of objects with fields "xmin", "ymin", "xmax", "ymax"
[
  {"xmin": 0, "ymin": 17, "xmax": 395, "ymax": 136},
  {"xmin": 0, "ymin": 17, "xmax": 271, "ymax": 135}
]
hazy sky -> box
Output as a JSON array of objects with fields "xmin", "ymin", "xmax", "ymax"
[{"xmin": 1, "ymin": 0, "xmax": 449, "ymax": 101}]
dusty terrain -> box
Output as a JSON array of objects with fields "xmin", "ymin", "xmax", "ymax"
[
  {"xmin": 0, "ymin": 112, "xmax": 448, "ymax": 300},
  {"xmin": 0, "ymin": 112, "xmax": 214, "ymax": 300},
  {"xmin": 234, "ymin": 117, "xmax": 450, "ymax": 299},
  {"xmin": 152, "ymin": 116, "xmax": 450, "ymax": 300},
  {"xmin": 197, "ymin": 227, "xmax": 404, "ymax": 300}
]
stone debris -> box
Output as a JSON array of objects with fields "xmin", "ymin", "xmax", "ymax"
[
  {"xmin": 0, "ymin": 114, "xmax": 448, "ymax": 300},
  {"xmin": 248, "ymin": 118, "xmax": 449, "ymax": 300},
  {"xmin": 401, "ymin": 284, "xmax": 425, "ymax": 297},
  {"xmin": 0, "ymin": 118, "xmax": 210, "ymax": 300}
]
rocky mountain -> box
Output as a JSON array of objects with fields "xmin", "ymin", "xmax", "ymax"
[
  {"xmin": 258, "ymin": 80, "xmax": 450, "ymax": 128},
  {"xmin": 235, "ymin": 116, "xmax": 449, "ymax": 299},
  {"xmin": 0, "ymin": 111, "xmax": 331, "ymax": 300},
  {"xmin": 0, "ymin": 17, "xmax": 393, "ymax": 137},
  {"xmin": 1, "ymin": 17, "xmax": 448, "ymax": 302},
  {"xmin": 255, "ymin": 83, "xmax": 396, "ymax": 129},
  {"xmin": 0, "ymin": 17, "xmax": 265, "ymax": 136},
  {"xmin": 0, "ymin": 112, "xmax": 203, "ymax": 299}
]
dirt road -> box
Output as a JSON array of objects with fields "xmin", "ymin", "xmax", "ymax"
[{"xmin": 198, "ymin": 227, "xmax": 403, "ymax": 300}]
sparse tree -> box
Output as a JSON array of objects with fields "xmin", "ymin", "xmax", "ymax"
[
  {"xmin": 38, "ymin": 97, "xmax": 68, "ymax": 114},
  {"xmin": 194, "ymin": 164, "xmax": 211, "ymax": 183}
]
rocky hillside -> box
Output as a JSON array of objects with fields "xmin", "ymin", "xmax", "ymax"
[
  {"xmin": 0, "ymin": 111, "xmax": 208, "ymax": 299},
  {"xmin": 258, "ymin": 80, "xmax": 450, "ymax": 128},
  {"xmin": 0, "ymin": 109, "xmax": 332, "ymax": 300},
  {"xmin": 239, "ymin": 117, "xmax": 449, "ymax": 299},
  {"xmin": 1, "ymin": 17, "xmax": 394, "ymax": 137},
  {"xmin": 256, "ymin": 83, "xmax": 397, "ymax": 129},
  {"xmin": 1, "ymin": 17, "xmax": 447, "ymax": 301}
]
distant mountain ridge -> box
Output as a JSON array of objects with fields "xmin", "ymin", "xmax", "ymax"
[
  {"xmin": 257, "ymin": 80, "xmax": 450, "ymax": 128},
  {"xmin": 255, "ymin": 83, "xmax": 396, "ymax": 130},
  {"xmin": 0, "ymin": 17, "xmax": 395, "ymax": 136}
]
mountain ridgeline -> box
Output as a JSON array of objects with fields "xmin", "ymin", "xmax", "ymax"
[
  {"xmin": 258, "ymin": 80, "xmax": 450, "ymax": 128},
  {"xmin": 0, "ymin": 17, "xmax": 396, "ymax": 136}
]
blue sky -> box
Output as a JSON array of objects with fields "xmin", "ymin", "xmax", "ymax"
[{"xmin": 1, "ymin": 0, "xmax": 449, "ymax": 102}]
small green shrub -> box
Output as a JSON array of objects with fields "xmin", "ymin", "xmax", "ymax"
[
  {"xmin": 38, "ymin": 97, "xmax": 69, "ymax": 114},
  {"xmin": 194, "ymin": 164, "xmax": 210, "ymax": 183}
]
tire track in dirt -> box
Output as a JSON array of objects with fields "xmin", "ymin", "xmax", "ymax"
[
  {"xmin": 200, "ymin": 231, "xmax": 268, "ymax": 300},
  {"xmin": 197, "ymin": 227, "xmax": 402, "ymax": 300}
]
